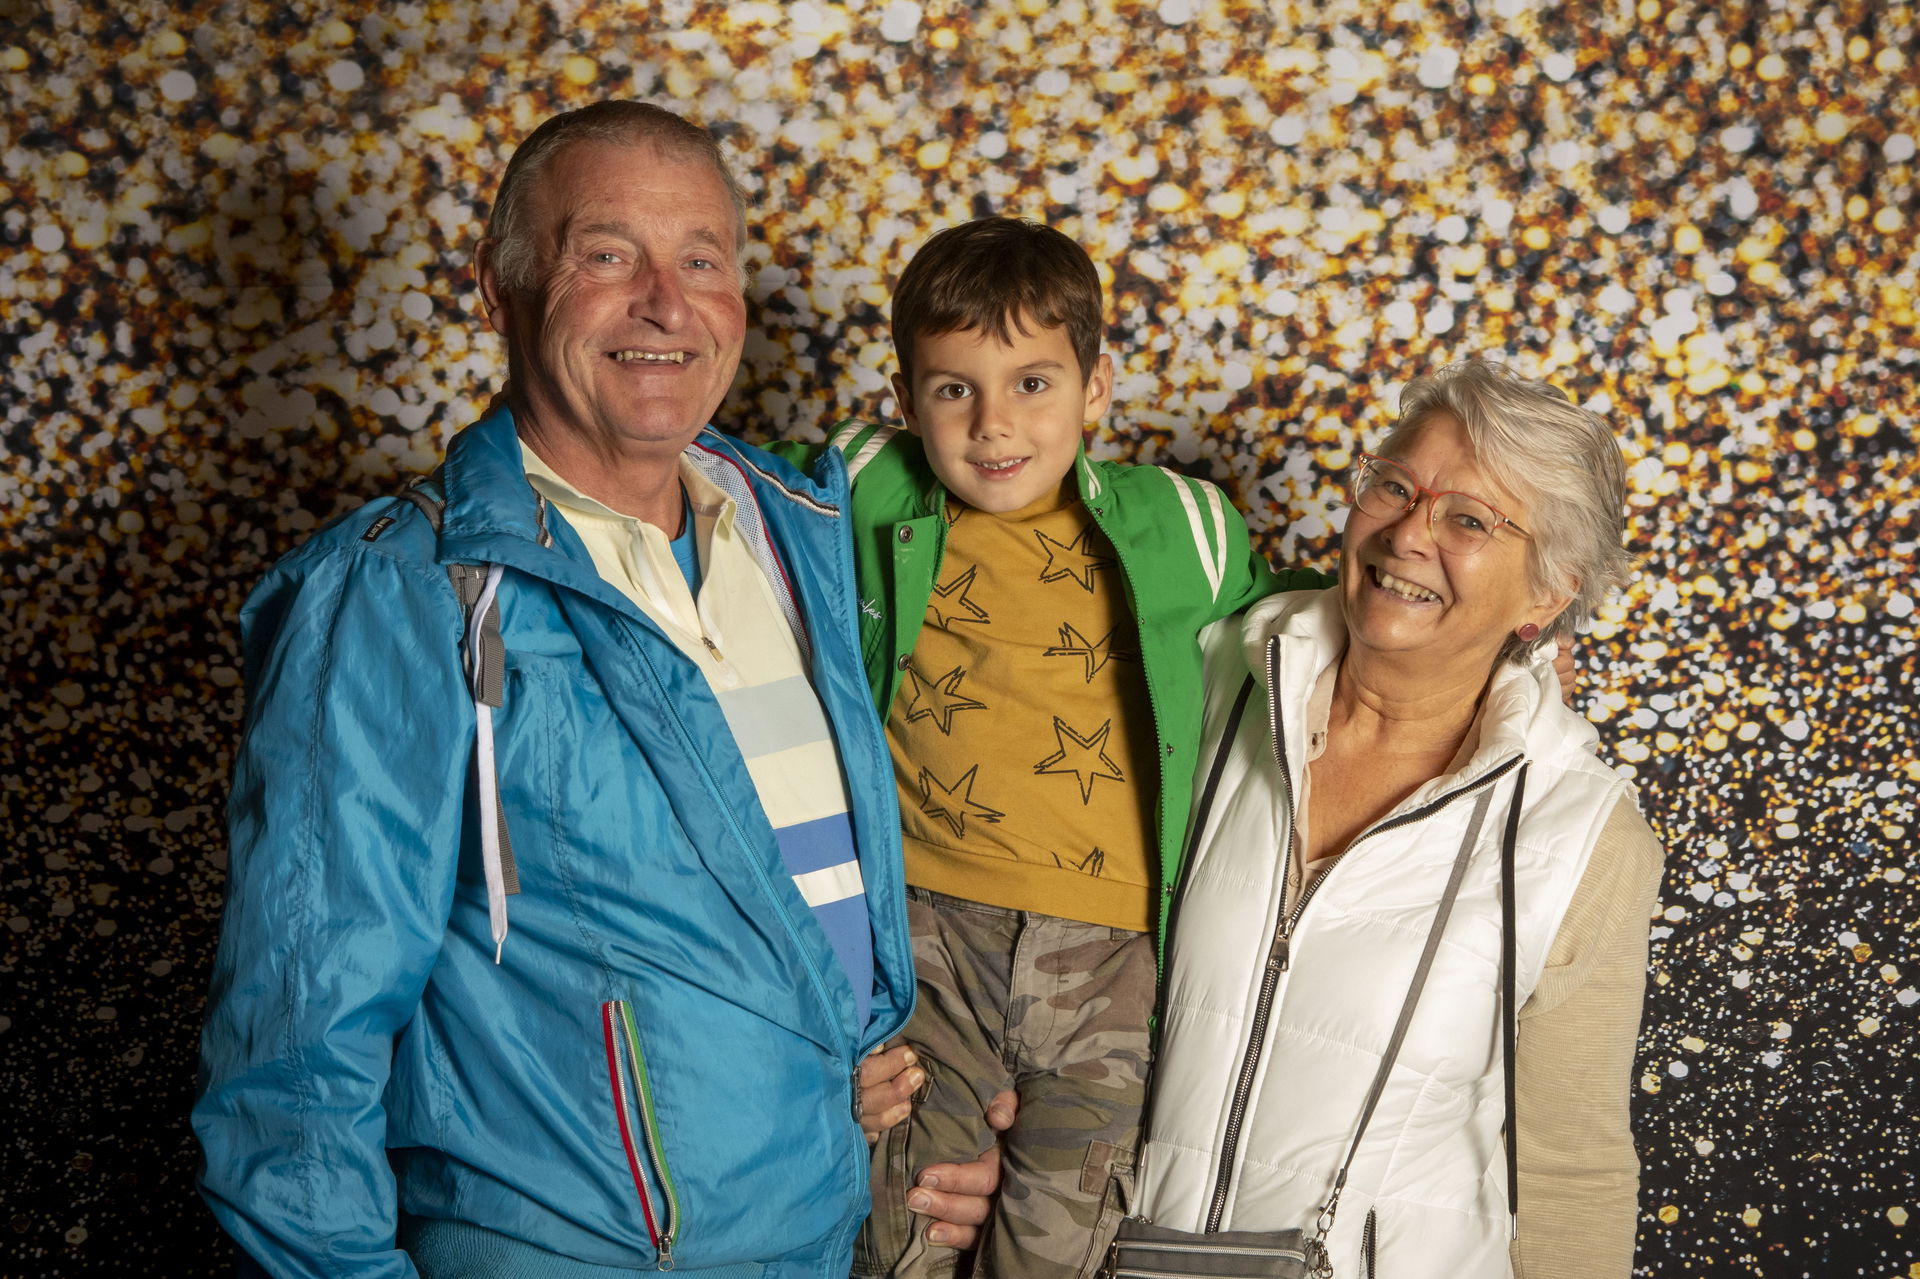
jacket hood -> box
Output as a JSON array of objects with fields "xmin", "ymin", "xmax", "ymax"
[{"xmin": 1239, "ymin": 586, "xmax": 1608, "ymax": 779}]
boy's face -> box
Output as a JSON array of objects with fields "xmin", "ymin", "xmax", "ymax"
[{"xmin": 893, "ymin": 318, "xmax": 1113, "ymax": 514}]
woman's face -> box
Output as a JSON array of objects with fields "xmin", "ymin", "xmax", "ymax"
[{"xmin": 1338, "ymin": 410, "xmax": 1570, "ymax": 676}]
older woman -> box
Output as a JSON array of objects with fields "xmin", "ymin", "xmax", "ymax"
[{"xmin": 875, "ymin": 360, "xmax": 1663, "ymax": 1278}]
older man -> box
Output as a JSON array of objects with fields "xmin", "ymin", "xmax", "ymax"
[{"xmin": 194, "ymin": 102, "xmax": 914, "ymax": 1278}]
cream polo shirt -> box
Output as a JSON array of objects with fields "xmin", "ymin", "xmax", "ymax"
[{"xmin": 518, "ymin": 441, "xmax": 807, "ymax": 689}]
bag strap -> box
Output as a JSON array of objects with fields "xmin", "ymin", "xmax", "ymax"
[
  {"xmin": 1191, "ymin": 676, "xmax": 1257, "ymax": 854},
  {"xmin": 1499, "ymin": 763, "xmax": 1530, "ymax": 1238},
  {"xmin": 1311, "ymin": 780, "xmax": 1499, "ymax": 1260}
]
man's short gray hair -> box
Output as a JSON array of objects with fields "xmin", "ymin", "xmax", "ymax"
[
  {"xmin": 485, "ymin": 101, "xmax": 749, "ymax": 296},
  {"xmin": 1382, "ymin": 359, "xmax": 1632, "ymax": 664}
]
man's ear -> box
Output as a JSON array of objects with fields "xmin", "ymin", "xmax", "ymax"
[
  {"xmin": 891, "ymin": 371, "xmax": 920, "ymax": 435},
  {"xmin": 1081, "ymin": 351, "xmax": 1114, "ymax": 424},
  {"xmin": 474, "ymin": 239, "xmax": 511, "ymax": 339}
]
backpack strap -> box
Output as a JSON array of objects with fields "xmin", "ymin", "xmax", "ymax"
[{"xmin": 365, "ymin": 471, "xmax": 521, "ymax": 962}]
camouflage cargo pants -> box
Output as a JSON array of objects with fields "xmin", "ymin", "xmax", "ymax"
[{"xmin": 857, "ymin": 887, "xmax": 1152, "ymax": 1279}]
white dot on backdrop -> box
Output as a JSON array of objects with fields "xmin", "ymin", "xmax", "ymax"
[
  {"xmin": 1417, "ymin": 46, "xmax": 1459, "ymax": 89},
  {"xmin": 328, "ymin": 60, "xmax": 366, "ymax": 92},
  {"xmin": 1157, "ymin": 0, "xmax": 1196, "ymax": 23},
  {"xmin": 1221, "ymin": 362, "xmax": 1253, "ymax": 391},
  {"xmin": 1705, "ymin": 271, "xmax": 1738, "ymax": 295},
  {"xmin": 32, "ymin": 223, "xmax": 66, "ymax": 253},
  {"xmin": 1264, "ymin": 288, "xmax": 1300, "ymax": 318},
  {"xmin": 1046, "ymin": 174, "xmax": 1077, "ymax": 205},
  {"xmin": 1548, "ymin": 140, "xmax": 1583, "ymax": 170},
  {"xmin": 1423, "ymin": 302, "xmax": 1455, "ymax": 334},
  {"xmin": 1541, "ymin": 51, "xmax": 1575, "ymax": 82},
  {"xmin": 1668, "ymin": 1061, "xmax": 1689, "ymax": 1078},
  {"xmin": 1597, "ymin": 284, "xmax": 1636, "ymax": 314},
  {"xmin": 1886, "ymin": 133, "xmax": 1916, "ymax": 163},
  {"xmin": 1726, "ymin": 179, "xmax": 1759, "ymax": 220},
  {"xmin": 1035, "ymin": 68, "xmax": 1070, "ymax": 97},
  {"xmin": 1721, "ymin": 125, "xmax": 1756, "ymax": 153},
  {"xmin": 978, "ymin": 131, "xmax": 1008, "ymax": 160},
  {"xmin": 401, "ymin": 293, "xmax": 434, "ymax": 322},
  {"xmin": 878, "ymin": 1, "xmax": 921, "ymax": 44},
  {"xmin": 1596, "ymin": 205, "xmax": 1631, "ymax": 235},
  {"xmin": 1269, "ymin": 116, "xmax": 1307, "ymax": 147},
  {"xmin": 159, "ymin": 69, "xmax": 196, "ymax": 101},
  {"xmin": 1435, "ymin": 215, "xmax": 1468, "ymax": 243}
]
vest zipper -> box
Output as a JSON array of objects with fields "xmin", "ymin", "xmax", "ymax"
[{"xmin": 1201, "ymin": 636, "xmax": 1524, "ymax": 1232}]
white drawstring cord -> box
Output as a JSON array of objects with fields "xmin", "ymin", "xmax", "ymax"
[{"xmin": 465, "ymin": 564, "xmax": 509, "ymax": 963}]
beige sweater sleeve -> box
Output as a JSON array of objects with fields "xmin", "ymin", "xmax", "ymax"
[{"xmin": 1509, "ymin": 796, "xmax": 1666, "ymax": 1279}]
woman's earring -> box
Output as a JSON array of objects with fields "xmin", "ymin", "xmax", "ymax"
[{"xmin": 1516, "ymin": 623, "xmax": 1541, "ymax": 642}]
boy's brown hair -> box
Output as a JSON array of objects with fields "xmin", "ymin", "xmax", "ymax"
[{"xmin": 890, "ymin": 217, "xmax": 1104, "ymax": 386}]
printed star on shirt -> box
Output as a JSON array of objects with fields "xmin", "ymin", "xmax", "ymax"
[
  {"xmin": 1051, "ymin": 846, "xmax": 1107, "ymax": 877},
  {"xmin": 1044, "ymin": 622, "xmax": 1136, "ymax": 682},
  {"xmin": 1033, "ymin": 716, "xmax": 1125, "ymax": 804},
  {"xmin": 918, "ymin": 764, "xmax": 1005, "ymax": 838},
  {"xmin": 929, "ymin": 564, "xmax": 990, "ymax": 629},
  {"xmin": 1035, "ymin": 525, "xmax": 1114, "ymax": 593},
  {"xmin": 903, "ymin": 664, "xmax": 988, "ymax": 735}
]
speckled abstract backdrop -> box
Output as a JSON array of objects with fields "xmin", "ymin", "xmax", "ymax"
[{"xmin": 2, "ymin": 0, "xmax": 1914, "ymax": 1274}]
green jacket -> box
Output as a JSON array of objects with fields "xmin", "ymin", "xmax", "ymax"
[{"xmin": 772, "ymin": 421, "xmax": 1330, "ymax": 965}]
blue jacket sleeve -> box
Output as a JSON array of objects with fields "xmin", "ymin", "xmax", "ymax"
[{"xmin": 193, "ymin": 541, "xmax": 471, "ymax": 1277}]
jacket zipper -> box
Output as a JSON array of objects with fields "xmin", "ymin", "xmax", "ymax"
[
  {"xmin": 1084, "ymin": 497, "xmax": 1175, "ymax": 985},
  {"xmin": 603, "ymin": 1000, "xmax": 681, "ymax": 1269},
  {"xmin": 1202, "ymin": 637, "xmax": 1522, "ymax": 1232}
]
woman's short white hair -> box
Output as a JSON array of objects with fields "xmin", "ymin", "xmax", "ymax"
[{"xmin": 1382, "ymin": 359, "xmax": 1632, "ymax": 664}]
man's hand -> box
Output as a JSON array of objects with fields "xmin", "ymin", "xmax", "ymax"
[
  {"xmin": 1553, "ymin": 633, "xmax": 1577, "ymax": 706},
  {"xmin": 859, "ymin": 1043, "xmax": 923, "ymax": 1140},
  {"xmin": 906, "ymin": 1090, "xmax": 1015, "ymax": 1247}
]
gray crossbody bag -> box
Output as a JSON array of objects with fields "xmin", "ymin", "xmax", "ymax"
[{"xmin": 1107, "ymin": 676, "xmax": 1526, "ymax": 1279}]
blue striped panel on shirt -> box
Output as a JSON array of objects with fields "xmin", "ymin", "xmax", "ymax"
[{"xmin": 716, "ymin": 676, "xmax": 873, "ymax": 1025}]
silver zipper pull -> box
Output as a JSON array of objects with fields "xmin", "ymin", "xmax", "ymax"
[{"xmin": 1267, "ymin": 932, "xmax": 1291, "ymax": 973}]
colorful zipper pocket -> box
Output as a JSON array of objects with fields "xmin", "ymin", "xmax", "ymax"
[{"xmin": 602, "ymin": 1000, "xmax": 681, "ymax": 1269}]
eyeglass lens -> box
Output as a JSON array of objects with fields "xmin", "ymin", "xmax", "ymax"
[{"xmin": 1354, "ymin": 456, "xmax": 1502, "ymax": 552}]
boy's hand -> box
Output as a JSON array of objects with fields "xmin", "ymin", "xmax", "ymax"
[
  {"xmin": 859, "ymin": 1043, "xmax": 923, "ymax": 1140},
  {"xmin": 1553, "ymin": 633, "xmax": 1577, "ymax": 706}
]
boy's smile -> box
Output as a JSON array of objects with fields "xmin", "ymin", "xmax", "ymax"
[{"xmin": 894, "ymin": 316, "xmax": 1113, "ymax": 514}]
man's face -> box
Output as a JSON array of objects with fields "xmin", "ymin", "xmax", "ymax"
[
  {"xmin": 892, "ymin": 317, "xmax": 1112, "ymax": 514},
  {"xmin": 482, "ymin": 141, "xmax": 746, "ymax": 461}
]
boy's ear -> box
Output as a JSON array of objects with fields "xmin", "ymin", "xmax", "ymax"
[
  {"xmin": 1081, "ymin": 352, "xmax": 1115, "ymax": 424},
  {"xmin": 891, "ymin": 372, "xmax": 921, "ymax": 435}
]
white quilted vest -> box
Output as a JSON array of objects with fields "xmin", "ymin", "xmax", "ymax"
[{"xmin": 1135, "ymin": 590, "xmax": 1633, "ymax": 1279}]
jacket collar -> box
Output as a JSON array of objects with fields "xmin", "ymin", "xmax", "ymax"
[
  {"xmin": 1239, "ymin": 587, "xmax": 1600, "ymax": 783},
  {"xmin": 434, "ymin": 407, "xmax": 845, "ymax": 627}
]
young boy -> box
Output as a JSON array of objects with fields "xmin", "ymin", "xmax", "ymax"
[{"xmin": 792, "ymin": 218, "xmax": 1326, "ymax": 1278}]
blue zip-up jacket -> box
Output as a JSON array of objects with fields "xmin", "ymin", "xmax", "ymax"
[{"xmin": 194, "ymin": 409, "xmax": 916, "ymax": 1277}]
